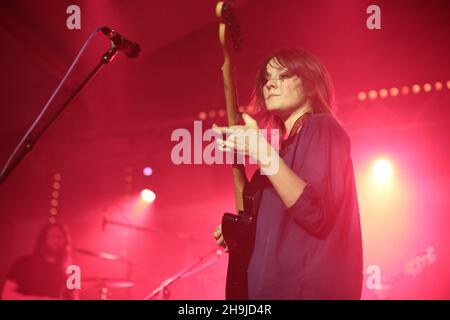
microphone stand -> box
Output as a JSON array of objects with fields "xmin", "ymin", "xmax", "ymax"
[
  {"xmin": 0, "ymin": 46, "xmax": 119, "ymax": 184},
  {"xmin": 102, "ymin": 216, "xmax": 222, "ymax": 299},
  {"xmin": 103, "ymin": 216, "xmax": 166, "ymax": 237},
  {"xmin": 143, "ymin": 247, "xmax": 222, "ymax": 300},
  {"xmin": 103, "ymin": 216, "xmax": 211, "ymax": 244}
]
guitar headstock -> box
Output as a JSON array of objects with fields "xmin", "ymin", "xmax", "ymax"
[
  {"xmin": 216, "ymin": 1, "xmax": 241, "ymax": 52},
  {"xmin": 372, "ymin": 246, "xmax": 437, "ymax": 299},
  {"xmin": 404, "ymin": 246, "xmax": 436, "ymax": 277}
]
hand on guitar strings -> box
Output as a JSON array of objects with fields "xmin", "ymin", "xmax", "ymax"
[{"xmin": 212, "ymin": 113, "xmax": 275, "ymax": 167}]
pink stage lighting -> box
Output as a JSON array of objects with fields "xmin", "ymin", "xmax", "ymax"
[
  {"xmin": 371, "ymin": 158, "xmax": 393, "ymax": 184},
  {"xmin": 140, "ymin": 189, "xmax": 156, "ymax": 203},
  {"xmin": 143, "ymin": 167, "xmax": 153, "ymax": 176}
]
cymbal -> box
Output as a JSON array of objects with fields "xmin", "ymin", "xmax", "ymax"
[
  {"xmin": 74, "ymin": 247, "xmax": 133, "ymax": 264},
  {"xmin": 81, "ymin": 277, "xmax": 135, "ymax": 288}
]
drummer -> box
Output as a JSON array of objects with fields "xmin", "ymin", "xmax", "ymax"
[{"xmin": 1, "ymin": 223, "xmax": 78, "ymax": 300}]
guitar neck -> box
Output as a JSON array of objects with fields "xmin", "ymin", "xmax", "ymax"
[
  {"xmin": 221, "ymin": 56, "xmax": 246, "ymax": 212},
  {"xmin": 216, "ymin": 0, "xmax": 246, "ymax": 213}
]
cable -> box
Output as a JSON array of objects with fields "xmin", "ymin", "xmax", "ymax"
[{"xmin": 0, "ymin": 27, "xmax": 103, "ymax": 179}]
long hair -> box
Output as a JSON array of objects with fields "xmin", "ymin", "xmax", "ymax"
[
  {"xmin": 33, "ymin": 222, "xmax": 72, "ymax": 272},
  {"xmin": 248, "ymin": 48, "xmax": 336, "ymax": 143}
]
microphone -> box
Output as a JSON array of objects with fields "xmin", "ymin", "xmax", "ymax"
[{"xmin": 100, "ymin": 26, "xmax": 141, "ymax": 58}]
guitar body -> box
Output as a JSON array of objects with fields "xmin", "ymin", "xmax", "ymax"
[
  {"xmin": 221, "ymin": 183, "xmax": 258, "ymax": 300},
  {"xmin": 222, "ymin": 213, "xmax": 254, "ymax": 299}
]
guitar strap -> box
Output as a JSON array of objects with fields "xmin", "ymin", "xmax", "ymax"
[{"xmin": 286, "ymin": 112, "xmax": 312, "ymax": 168}]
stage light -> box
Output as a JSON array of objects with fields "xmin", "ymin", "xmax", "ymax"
[
  {"xmin": 401, "ymin": 86, "xmax": 410, "ymax": 95},
  {"xmin": 141, "ymin": 189, "xmax": 156, "ymax": 203},
  {"xmin": 49, "ymin": 172, "xmax": 62, "ymax": 222},
  {"xmin": 218, "ymin": 109, "xmax": 226, "ymax": 117},
  {"xmin": 379, "ymin": 89, "xmax": 388, "ymax": 98},
  {"xmin": 198, "ymin": 111, "xmax": 207, "ymax": 120},
  {"xmin": 389, "ymin": 87, "xmax": 399, "ymax": 97},
  {"xmin": 335, "ymin": 80, "xmax": 444, "ymax": 106},
  {"xmin": 412, "ymin": 84, "xmax": 421, "ymax": 94},
  {"xmin": 124, "ymin": 166, "xmax": 134, "ymax": 195},
  {"xmin": 372, "ymin": 158, "xmax": 393, "ymax": 184},
  {"xmin": 246, "ymin": 105, "xmax": 255, "ymax": 113},
  {"xmin": 208, "ymin": 110, "xmax": 217, "ymax": 118},
  {"xmin": 447, "ymin": 80, "xmax": 450, "ymax": 89},
  {"xmin": 368, "ymin": 90, "xmax": 378, "ymax": 100},
  {"xmin": 143, "ymin": 167, "xmax": 153, "ymax": 176},
  {"xmin": 357, "ymin": 91, "xmax": 367, "ymax": 101}
]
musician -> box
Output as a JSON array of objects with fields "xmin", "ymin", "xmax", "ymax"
[
  {"xmin": 213, "ymin": 49, "xmax": 363, "ymax": 299},
  {"xmin": 1, "ymin": 222, "xmax": 78, "ymax": 300}
]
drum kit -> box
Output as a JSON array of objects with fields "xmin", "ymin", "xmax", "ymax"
[
  {"xmin": 73, "ymin": 247, "xmax": 139, "ymax": 300},
  {"xmin": 73, "ymin": 217, "xmax": 223, "ymax": 300}
]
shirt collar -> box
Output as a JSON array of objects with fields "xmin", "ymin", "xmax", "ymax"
[{"xmin": 280, "ymin": 112, "xmax": 312, "ymax": 153}]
